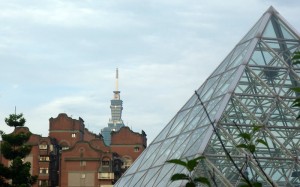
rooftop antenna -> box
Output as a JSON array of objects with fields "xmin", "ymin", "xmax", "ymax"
[
  {"xmin": 116, "ymin": 68, "xmax": 119, "ymax": 92},
  {"xmin": 15, "ymin": 106, "xmax": 16, "ymax": 115}
]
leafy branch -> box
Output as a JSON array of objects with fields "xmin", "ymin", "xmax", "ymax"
[
  {"xmin": 166, "ymin": 156, "xmax": 210, "ymax": 187},
  {"xmin": 234, "ymin": 122, "xmax": 275, "ymax": 187},
  {"xmin": 292, "ymin": 51, "xmax": 300, "ymax": 119},
  {"xmin": 194, "ymin": 91, "xmax": 254, "ymax": 186}
]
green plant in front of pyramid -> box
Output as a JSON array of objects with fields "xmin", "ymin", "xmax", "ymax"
[
  {"xmin": 166, "ymin": 156, "xmax": 211, "ymax": 187},
  {"xmin": 194, "ymin": 91, "xmax": 276, "ymax": 187},
  {"xmin": 291, "ymin": 51, "xmax": 300, "ymax": 119},
  {"xmin": 234, "ymin": 123, "xmax": 272, "ymax": 187},
  {"xmin": 0, "ymin": 113, "xmax": 37, "ymax": 187}
]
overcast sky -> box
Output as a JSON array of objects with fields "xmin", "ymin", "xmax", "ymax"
[{"xmin": 0, "ymin": 0, "xmax": 300, "ymax": 143}]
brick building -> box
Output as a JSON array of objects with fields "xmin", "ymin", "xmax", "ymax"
[
  {"xmin": 0, "ymin": 70, "xmax": 147, "ymax": 186},
  {"xmin": 0, "ymin": 113, "xmax": 147, "ymax": 187},
  {"xmin": 0, "ymin": 127, "xmax": 60, "ymax": 187}
]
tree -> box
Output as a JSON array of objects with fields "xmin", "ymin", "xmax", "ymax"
[{"xmin": 0, "ymin": 113, "xmax": 37, "ymax": 187}]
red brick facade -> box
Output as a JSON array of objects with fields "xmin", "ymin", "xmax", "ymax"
[{"xmin": 0, "ymin": 113, "xmax": 147, "ymax": 187}]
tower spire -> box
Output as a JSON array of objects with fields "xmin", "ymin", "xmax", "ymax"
[
  {"xmin": 116, "ymin": 68, "xmax": 119, "ymax": 92},
  {"xmin": 101, "ymin": 68, "xmax": 125, "ymax": 145}
]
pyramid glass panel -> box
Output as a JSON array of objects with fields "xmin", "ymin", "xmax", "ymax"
[
  {"xmin": 211, "ymin": 50, "xmax": 234, "ymax": 77},
  {"xmin": 115, "ymin": 7, "xmax": 300, "ymax": 187}
]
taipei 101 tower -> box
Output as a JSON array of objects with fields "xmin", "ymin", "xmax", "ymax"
[{"xmin": 101, "ymin": 68, "xmax": 125, "ymax": 145}]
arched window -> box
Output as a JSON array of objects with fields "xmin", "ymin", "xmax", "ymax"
[
  {"xmin": 102, "ymin": 157, "xmax": 110, "ymax": 167},
  {"xmin": 100, "ymin": 157, "xmax": 111, "ymax": 172},
  {"xmin": 60, "ymin": 141, "xmax": 70, "ymax": 150},
  {"xmin": 39, "ymin": 142, "xmax": 48, "ymax": 150}
]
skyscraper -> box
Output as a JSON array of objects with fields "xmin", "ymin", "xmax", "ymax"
[
  {"xmin": 115, "ymin": 6, "xmax": 300, "ymax": 187},
  {"xmin": 102, "ymin": 68, "xmax": 125, "ymax": 145}
]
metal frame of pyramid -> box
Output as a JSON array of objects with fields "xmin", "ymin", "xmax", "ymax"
[{"xmin": 115, "ymin": 6, "xmax": 300, "ymax": 187}]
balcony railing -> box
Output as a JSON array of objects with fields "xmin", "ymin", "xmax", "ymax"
[{"xmin": 98, "ymin": 172, "xmax": 114, "ymax": 180}]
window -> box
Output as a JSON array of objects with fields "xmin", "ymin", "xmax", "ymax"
[
  {"xmin": 62, "ymin": 146, "xmax": 69, "ymax": 150},
  {"xmin": 60, "ymin": 142, "xmax": 70, "ymax": 150},
  {"xmin": 80, "ymin": 161, "xmax": 86, "ymax": 166},
  {"xmin": 39, "ymin": 156, "xmax": 50, "ymax": 161},
  {"xmin": 39, "ymin": 144, "xmax": 48, "ymax": 150},
  {"xmin": 122, "ymin": 157, "xmax": 132, "ymax": 169},
  {"xmin": 102, "ymin": 160, "xmax": 110, "ymax": 166},
  {"xmin": 39, "ymin": 180, "xmax": 48, "ymax": 187},
  {"xmin": 71, "ymin": 133, "xmax": 76, "ymax": 138},
  {"xmin": 39, "ymin": 168, "xmax": 49, "ymax": 174},
  {"xmin": 101, "ymin": 157, "xmax": 111, "ymax": 172},
  {"xmin": 134, "ymin": 147, "xmax": 140, "ymax": 152}
]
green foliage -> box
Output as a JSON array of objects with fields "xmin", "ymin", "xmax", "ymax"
[
  {"xmin": 239, "ymin": 181, "xmax": 263, "ymax": 187},
  {"xmin": 236, "ymin": 125, "xmax": 268, "ymax": 154},
  {"xmin": 291, "ymin": 52, "xmax": 300, "ymax": 119},
  {"xmin": 0, "ymin": 113, "xmax": 37, "ymax": 186},
  {"xmin": 1, "ymin": 142, "xmax": 32, "ymax": 160},
  {"xmin": 2, "ymin": 132, "xmax": 31, "ymax": 146},
  {"xmin": 256, "ymin": 139, "xmax": 269, "ymax": 148},
  {"xmin": 10, "ymin": 157, "xmax": 37, "ymax": 187},
  {"xmin": 0, "ymin": 163, "xmax": 11, "ymax": 187},
  {"xmin": 5, "ymin": 114, "xmax": 26, "ymax": 128},
  {"xmin": 166, "ymin": 156, "xmax": 210, "ymax": 187},
  {"xmin": 170, "ymin": 173, "xmax": 189, "ymax": 181},
  {"xmin": 291, "ymin": 87, "xmax": 300, "ymax": 119},
  {"xmin": 292, "ymin": 51, "xmax": 300, "ymax": 65}
]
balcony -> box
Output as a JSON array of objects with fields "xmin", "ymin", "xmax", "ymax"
[{"xmin": 98, "ymin": 172, "xmax": 114, "ymax": 180}]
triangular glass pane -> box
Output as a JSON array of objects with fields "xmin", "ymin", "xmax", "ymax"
[
  {"xmin": 116, "ymin": 174, "xmax": 133, "ymax": 187},
  {"xmin": 211, "ymin": 50, "xmax": 234, "ymax": 77},
  {"xmin": 167, "ymin": 132, "xmax": 194, "ymax": 160},
  {"xmin": 141, "ymin": 167, "xmax": 161, "ymax": 187},
  {"xmin": 275, "ymin": 16, "xmax": 299, "ymax": 40},
  {"xmin": 128, "ymin": 170, "xmax": 146, "ymax": 187},
  {"xmin": 182, "ymin": 104, "xmax": 206, "ymax": 132},
  {"xmin": 165, "ymin": 164, "xmax": 187, "ymax": 186},
  {"xmin": 263, "ymin": 19, "xmax": 277, "ymax": 38},
  {"xmin": 182, "ymin": 126, "xmax": 210, "ymax": 157},
  {"xmin": 205, "ymin": 96, "xmax": 224, "ymax": 117},
  {"xmin": 239, "ymin": 14, "xmax": 264, "ymax": 43},
  {"xmin": 138, "ymin": 143, "xmax": 161, "ymax": 171},
  {"xmin": 151, "ymin": 137, "xmax": 176, "ymax": 167},
  {"xmin": 200, "ymin": 76, "xmax": 222, "ymax": 102},
  {"xmin": 211, "ymin": 68, "xmax": 238, "ymax": 99},
  {"xmin": 249, "ymin": 41, "xmax": 289, "ymax": 68},
  {"xmin": 263, "ymin": 16, "xmax": 299, "ymax": 40},
  {"xmin": 249, "ymin": 44, "xmax": 274, "ymax": 66},
  {"xmin": 181, "ymin": 94, "xmax": 198, "ymax": 111},
  {"xmin": 167, "ymin": 109, "xmax": 191, "ymax": 137},
  {"xmin": 125, "ymin": 147, "xmax": 149, "ymax": 175},
  {"xmin": 152, "ymin": 117, "xmax": 175, "ymax": 143},
  {"xmin": 225, "ymin": 41, "xmax": 251, "ymax": 70},
  {"xmin": 153, "ymin": 164, "xmax": 175, "ymax": 186}
]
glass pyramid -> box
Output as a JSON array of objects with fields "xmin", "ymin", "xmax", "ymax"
[{"xmin": 115, "ymin": 6, "xmax": 300, "ymax": 187}]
